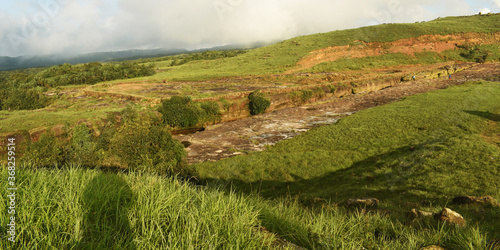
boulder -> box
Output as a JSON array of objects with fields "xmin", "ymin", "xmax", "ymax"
[
  {"xmin": 434, "ymin": 208, "xmax": 465, "ymax": 227},
  {"xmin": 345, "ymin": 198, "xmax": 379, "ymax": 207}
]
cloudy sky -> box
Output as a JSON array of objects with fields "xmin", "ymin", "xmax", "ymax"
[{"xmin": 1, "ymin": 0, "xmax": 499, "ymax": 57}]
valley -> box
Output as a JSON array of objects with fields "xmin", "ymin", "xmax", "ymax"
[{"xmin": 1, "ymin": 13, "xmax": 500, "ymax": 249}]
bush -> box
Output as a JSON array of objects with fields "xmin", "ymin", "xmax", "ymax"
[
  {"xmin": 327, "ymin": 85, "xmax": 337, "ymax": 94},
  {"xmin": 219, "ymin": 98, "xmax": 232, "ymax": 112},
  {"xmin": 70, "ymin": 123, "xmax": 102, "ymax": 167},
  {"xmin": 248, "ymin": 90, "xmax": 271, "ymax": 115},
  {"xmin": 300, "ymin": 89, "xmax": 314, "ymax": 103},
  {"xmin": 1, "ymin": 88, "xmax": 51, "ymax": 110},
  {"xmin": 312, "ymin": 87, "xmax": 325, "ymax": 98},
  {"xmin": 20, "ymin": 106, "xmax": 187, "ymax": 174},
  {"xmin": 110, "ymin": 119, "xmax": 186, "ymax": 174},
  {"xmin": 158, "ymin": 96, "xmax": 220, "ymax": 128},
  {"xmin": 23, "ymin": 132, "xmax": 70, "ymax": 168},
  {"xmin": 200, "ymin": 101, "xmax": 221, "ymax": 124},
  {"xmin": 158, "ymin": 96, "xmax": 201, "ymax": 128},
  {"xmin": 458, "ymin": 45, "xmax": 491, "ymax": 63}
]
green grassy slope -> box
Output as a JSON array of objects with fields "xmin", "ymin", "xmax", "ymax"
[
  {"xmin": 1, "ymin": 167, "xmax": 497, "ymax": 249},
  {"xmin": 149, "ymin": 14, "xmax": 500, "ymax": 81},
  {"xmin": 2, "ymin": 14, "xmax": 500, "ymax": 137},
  {"xmin": 1, "ymin": 14, "xmax": 500, "ymax": 250},
  {"xmin": 194, "ymin": 81, "xmax": 500, "ymax": 207},
  {"xmin": 0, "ymin": 168, "xmax": 275, "ymax": 249}
]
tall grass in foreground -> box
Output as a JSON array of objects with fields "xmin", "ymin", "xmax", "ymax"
[
  {"xmin": 0, "ymin": 166, "xmax": 497, "ymax": 249},
  {"xmin": 0, "ymin": 166, "xmax": 274, "ymax": 249}
]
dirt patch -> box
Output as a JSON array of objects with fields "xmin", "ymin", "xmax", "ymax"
[{"xmin": 287, "ymin": 32, "xmax": 500, "ymax": 73}]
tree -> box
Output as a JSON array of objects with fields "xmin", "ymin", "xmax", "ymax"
[
  {"xmin": 158, "ymin": 96, "xmax": 201, "ymax": 128},
  {"xmin": 110, "ymin": 118, "xmax": 186, "ymax": 174},
  {"xmin": 248, "ymin": 90, "xmax": 271, "ymax": 115}
]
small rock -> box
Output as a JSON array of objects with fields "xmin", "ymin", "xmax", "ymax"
[
  {"xmin": 408, "ymin": 208, "xmax": 434, "ymax": 219},
  {"xmin": 420, "ymin": 245, "xmax": 446, "ymax": 250},
  {"xmin": 345, "ymin": 198, "xmax": 379, "ymax": 207},
  {"xmin": 434, "ymin": 208, "xmax": 465, "ymax": 227}
]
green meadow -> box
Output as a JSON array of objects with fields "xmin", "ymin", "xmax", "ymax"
[
  {"xmin": 1, "ymin": 80, "xmax": 498, "ymax": 249},
  {"xmin": 1, "ymin": 14, "xmax": 500, "ymax": 249}
]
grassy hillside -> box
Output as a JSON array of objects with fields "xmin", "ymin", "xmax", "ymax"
[
  {"xmin": 1, "ymin": 14, "xmax": 500, "ymax": 249},
  {"xmin": 194, "ymin": 80, "xmax": 500, "ymax": 241},
  {"xmin": 145, "ymin": 14, "xmax": 500, "ymax": 81},
  {"xmin": 1, "ymin": 167, "xmax": 497, "ymax": 249},
  {"xmin": 194, "ymin": 80, "xmax": 500, "ymax": 200},
  {"xmin": 1, "ymin": 14, "xmax": 500, "ymax": 137}
]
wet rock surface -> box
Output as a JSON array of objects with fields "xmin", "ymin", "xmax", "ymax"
[
  {"xmin": 176, "ymin": 106, "xmax": 353, "ymax": 164},
  {"xmin": 174, "ymin": 63, "xmax": 500, "ymax": 164}
]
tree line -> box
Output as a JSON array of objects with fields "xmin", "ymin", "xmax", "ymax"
[{"xmin": 0, "ymin": 61, "xmax": 156, "ymax": 111}]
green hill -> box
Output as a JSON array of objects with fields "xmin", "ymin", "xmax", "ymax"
[
  {"xmin": 149, "ymin": 13, "xmax": 500, "ymax": 81},
  {"xmin": 1, "ymin": 14, "xmax": 500, "ymax": 249}
]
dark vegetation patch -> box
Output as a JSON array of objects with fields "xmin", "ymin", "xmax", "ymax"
[
  {"xmin": 0, "ymin": 61, "xmax": 156, "ymax": 111},
  {"xmin": 21, "ymin": 105, "xmax": 190, "ymax": 176},
  {"xmin": 157, "ymin": 96, "xmax": 221, "ymax": 128},
  {"xmin": 248, "ymin": 90, "xmax": 271, "ymax": 115}
]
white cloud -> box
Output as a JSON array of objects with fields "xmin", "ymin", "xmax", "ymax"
[
  {"xmin": 480, "ymin": 8, "xmax": 492, "ymax": 13},
  {"xmin": 0, "ymin": 0, "xmax": 482, "ymax": 57}
]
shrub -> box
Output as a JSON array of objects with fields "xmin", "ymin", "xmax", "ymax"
[
  {"xmin": 200, "ymin": 101, "xmax": 221, "ymax": 124},
  {"xmin": 70, "ymin": 123, "xmax": 102, "ymax": 167},
  {"xmin": 23, "ymin": 132, "xmax": 70, "ymax": 168},
  {"xmin": 300, "ymin": 89, "xmax": 314, "ymax": 103},
  {"xmin": 459, "ymin": 45, "xmax": 491, "ymax": 63},
  {"xmin": 158, "ymin": 96, "xmax": 201, "ymax": 128},
  {"xmin": 219, "ymin": 98, "xmax": 232, "ymax": 112},
  {"xmin": 110, "ymin": 119, "xmax": 186, "ymax": 174},
  {"xmin": 312, "ymin": 86, "xmax": 325, "ymax": 98},
  {"xmin": 1, "ymin": 88, "xmax": 51, "ymax": 110},
  {"xmin": 289, "ymin": 91, "xmax": 301, "ymax": 103},
  {"xmin": 121, "ymin": 104, "xmax": 139, "ymax": 123},
  {"xmin": 158, "ymin": 96, "xmax": 221, "ymax": 128},
  {"xmin": 327, "ymin": 85, "xmax": 337, "ymax": 93},
  {"xmin": 248, "ymin": 90, "xmax": 271, "ymax": 115}
]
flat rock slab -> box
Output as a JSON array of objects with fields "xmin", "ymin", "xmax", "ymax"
[{"xmin": 173, "ymin": 63, "xmax": 500, "ymax": 164}]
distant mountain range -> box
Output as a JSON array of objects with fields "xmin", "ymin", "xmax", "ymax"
[{"xmin": 0, "ymin": 42, "xmax": 269, "ymax": 71}]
